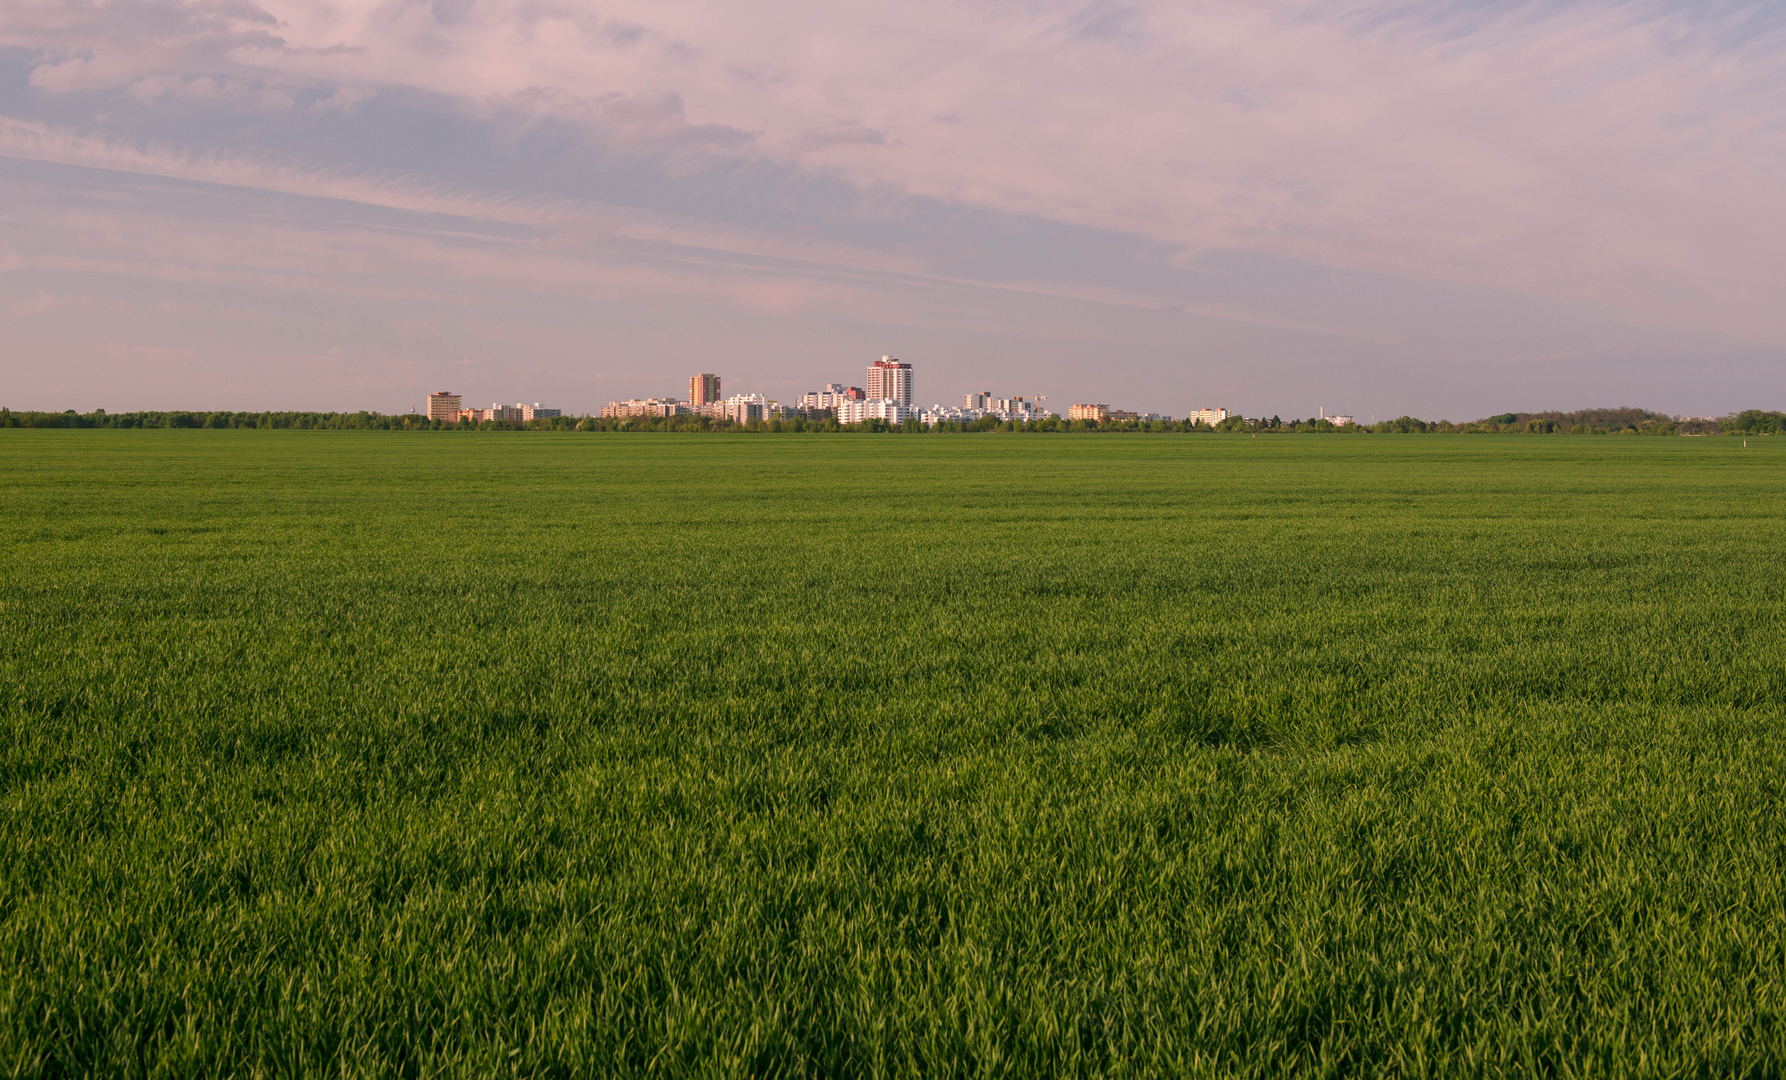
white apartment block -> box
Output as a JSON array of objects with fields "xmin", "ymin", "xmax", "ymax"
[
  {"xmin": 867, "ymin": 357, "xmax": 913, "ymax": 406},
  {"xmin": 718, "ymin": 393, "xmax": 769, "ymax": 424},
  {"xmin": 798, "ymin": 384, "xmax": 859, "ymax": 411},
  {"xmin": 451, "ymin": 400, "xmax": 559, "ymax": 422},
  {"xmin": 989, "ymin": 396, "xmax": 1050, "ymax": 422},
  {"xmin": 930, "ymin": 395, "xmax": 1053, "ymax": 425},
  {"xmin": 1186, "ymin": 408, "xmax": 1231, "ymax": 426},
  {"xmin": 836, "ymin": 398, "xmax": 915, "ymax": 425}
]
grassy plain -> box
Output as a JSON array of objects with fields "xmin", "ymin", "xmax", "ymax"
[{"xmin": 1, "ymin": 430, "xmax": 1783, "ymax": 1076}]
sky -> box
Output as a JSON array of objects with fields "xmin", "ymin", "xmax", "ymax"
[{"xmin": 1, "ymin": 0, "xmax": 1783, "ymax": 419}]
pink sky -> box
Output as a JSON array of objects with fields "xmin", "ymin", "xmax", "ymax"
[{"xmin": 2, "ymin": 0, "xmax": 1782, "ymax": 417}]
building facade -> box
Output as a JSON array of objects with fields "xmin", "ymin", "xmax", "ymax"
[
  {"xmin": 797, "ymin": 383, "xmax": 853, "ymax": 411},
  {"xmin": 718, "ymin": 393, "xmax": 769, "ymax": 424},
  {"xmin": 866, "ymin": 357, "xmax": 913, "ymax": 406},
  {"xmin": 455, "ymin": 402, "xmax": 560, "ymax": 423},
  {"xmin": 991, "ymin": 396, "xmax": 1049, "ymax": 422},
  {"xmin": 689, "ymin": 373, "xmax": 721, "ymax": 407},
  {"xmin": 1068, "ymin": 404, "xmax": 1109, "ymax": 422},
  {"xmin": 836, "ymin": 397, "xmax": 915, "ymax": 425},
  {"xmin": 1187, "ymin": 408, "xmax": 1231, "ymax": 426},
  {"xmin": 427, "ymin": 391, "xmax": 462, "ymax": 423},
  {"xmin": 601, "ymin": 398, "xmax": 686, "ymax": 419}
]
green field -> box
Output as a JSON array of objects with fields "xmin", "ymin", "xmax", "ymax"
[{"xmin": 2, "ymin": 431, "xmax": 1783, "ymax": 1076}]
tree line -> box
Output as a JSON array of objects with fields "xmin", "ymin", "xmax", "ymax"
[{"xmin": 2, "ymin": 406, "xmax": 1781, "ymax": 435}]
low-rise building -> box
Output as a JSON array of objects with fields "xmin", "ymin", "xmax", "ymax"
[
  {"xmin": 996, "ymin": 396, "xmax": 1049, "ymax": 422},
  {"xmin": 1186, "ymin": 407, "xmax": 1231, "ymax": 426},
  {"xmin": 928, "ymin": 394, "xmax": 1054, "ymax": 426},
  {"xmin": 1069, "ymin": 403, "xmax": 1109, "ymax": 422},
  {"xmin": 718, "ymin": 393, "xmax": 769, "ymax": 424},
  {"xmin": 921, "ymin": 405, "xmax": 975, "ymax": 426},
  {"xmin": 836, "ymin": 398, "xmax": 915, "ymax": 425},
  {"xmin": 798, "ymin": 384, "xmax": 859, "ymax": 411},
  {"xmin": 454, "ymin": 403, "xmax": 562, "ymax": 422},
  {"xmin": 601, "ymin": 397, "xmax": 686, "ymax": 419}
]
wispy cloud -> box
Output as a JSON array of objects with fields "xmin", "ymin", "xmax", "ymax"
[
  {"xmin": 9, "ymin": 1, "xmax": 1782, "ymax": 320},
  {"xmin": 0, "ymin": 0, "xmax": 1782, "ymax": 413}
]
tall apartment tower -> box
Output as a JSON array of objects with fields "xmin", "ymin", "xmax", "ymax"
[
  {"xmin": 867, "ymin": 356, "xmax": 913, "ymax": 406},
  {"xmin": 426, "ymin": 391, "xmax": 462, "ymax": 423},
  {"xmin": 689, "ymin": 373, "xmax": 721, "ymax": 407}
]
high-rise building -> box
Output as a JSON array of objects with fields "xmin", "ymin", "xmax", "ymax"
[
  {"xmin": 427, "ymin": 391, "xmax": 462, "ymax": 423},
  {"xmin": 866, "ymin": 356, "xmax": 913, "ymax": 406},
  {"xmin": 965, "ymin": 391, "xmax": 991, "ymax": 410},
  {"xmin": 689, "ymin": 373, "xmax": 721, "ymax": 407}
]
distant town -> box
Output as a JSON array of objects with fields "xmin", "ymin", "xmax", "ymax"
[
  {"xmin": 4, "ymin": 355, "xmax": 1780, "ymax": 435},
  {"xmin": 431, "ymin": 356, "xmax": 1239, "ymax": 431}
]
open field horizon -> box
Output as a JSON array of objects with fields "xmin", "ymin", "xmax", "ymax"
[
  {"xmin": 3, "ymin": 431, "xmax": 1783, "ymax": 1075},
  {"xmin": 5, "ymin": 406, "xmax": 1785, "ymax": 437}
]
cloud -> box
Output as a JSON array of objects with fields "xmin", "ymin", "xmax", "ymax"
[
  {"xmin": 2, "ymin": 0, "xmax": 1778, "ymax": 332},
  {"xmin": 2, "ymin": 0, "xmax": 1784, "ymax": 414},
  {"xmin": 126, "ymin": 72, "xmax": 294, "ymax": 108},
  {"xmin": 11, "ymin": 0, "xmax": 284, "ymax": 91},
  {"xmin": 793, "ymin": 122, "xmax": 887, "ymax": 153},
  {"xmin": 310, "ymin": 84, "xmax": 374, "ymax": 113}
]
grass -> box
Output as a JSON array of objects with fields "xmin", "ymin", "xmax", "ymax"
[{"xmin": 1, "ymin": 430, "xmax": 1783, "ymax": 1077}]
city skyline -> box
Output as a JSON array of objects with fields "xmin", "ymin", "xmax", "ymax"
[
  {"xmin": 588, "ymin": 359, "xmax": 1262, "ymax": 429},
  {"xmin": 2, "ymin": 1, "xmax": 1783, "ymax": 417},
  {"xmin": 476, "ymin": 355, "xmax": 1330, "ymax": 428}
]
